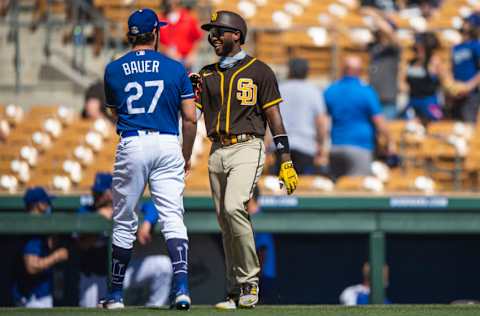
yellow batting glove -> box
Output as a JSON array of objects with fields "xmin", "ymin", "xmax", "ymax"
[{"xmin": 278, "ymin": 160, "xmax": 299, "ymax": 195}]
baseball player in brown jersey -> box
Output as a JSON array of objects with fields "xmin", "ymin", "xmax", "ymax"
[{"xmin": 191, "ymin": 11, "xmax": 299, "ymax": 309}]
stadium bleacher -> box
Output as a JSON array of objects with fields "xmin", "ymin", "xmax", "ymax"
[{"xmin": 1, "ymin": 0, "xmax": 480, "ymax": 195}]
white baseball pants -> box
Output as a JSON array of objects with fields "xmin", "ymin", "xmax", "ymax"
[
  {"xmin": 112, "ymin": 133, "xmax": 188, "ymax": 249},
  {"xmin": 79, "ymin": 255, "xmax": 173, "ymax": 307}
]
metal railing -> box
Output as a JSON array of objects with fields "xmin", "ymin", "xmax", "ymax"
[{"xmin": 2, "ymin": 0, "xmax": 120, "ymax": 92}]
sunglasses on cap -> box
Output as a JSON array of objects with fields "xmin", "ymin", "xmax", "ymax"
[{"xmin": 209, "ymin": 27, "xmax": 238, "ymax": 38}]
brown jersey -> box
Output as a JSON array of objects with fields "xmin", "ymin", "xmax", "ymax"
[{"xmin": 196, "ymin": 55, "xmax": 282, "ymax": 138}]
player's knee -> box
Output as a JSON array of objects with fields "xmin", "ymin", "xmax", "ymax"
[
  {"xmin": 223, "ymin": 199, "xmax": 248, "ymax": 218},
  {"xmin": 161, "ymin": 219, "xmax": 188, "ymax": 240}
]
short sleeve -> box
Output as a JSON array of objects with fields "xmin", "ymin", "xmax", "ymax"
[
  {"xmin": 141, "ymin": 201, "xmax": 159, "ymax": 225},
  {"xmin": 24, "ymin": 238, "xmax": 42, "ymax": 256},
  {"xmin": 103, "ymin": 65, "xmax": 116, "ymax": 108},
  {"xmin": 195, "ymin": 67, "xmax": 209, "ymax": 111},
  {"xmin": 367, "ymin": 87, "xmax": 382, "ymax": 117},
  {"xmin": 180, "ymin": 68, "xmax": 195, "ymax": 100},
  {"xmin": 258, "ymin": 64, "xmax": 283, "ymax": 110},
  {"xmin": 323, "ymin": 88, "xmax": 332, "ymax": 115},
  {"xmin": 313, "ymin": 88, "xmax": 326, "ymax": 116},
  {"xmin": 475, "ymin": 42, "xmax": 480, "ymax": 69}
]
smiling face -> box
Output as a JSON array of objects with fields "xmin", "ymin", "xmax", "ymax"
[{"xmin": 208, "ymin": 27, "xmax": 241, "ymax": 57}]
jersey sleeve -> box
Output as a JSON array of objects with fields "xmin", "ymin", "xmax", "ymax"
[
  {"xmin": 194, "ymin": 67, "xmax": 208, "ymax": 111},
  {"xmin": 103, "ymin": 65, "xmax": 116, "ymax": 108},
  {"xmin": 258, "ymin": 64, "xmax": 283, "ymax": 110},
  {"xmin": 180, "ymin": 68, "xmax": 195, "ymax": 100},
  {"xmin": 24, "ymin": 238, "xmax": 42, "ymax": 256},
  {"xmin": 141, "ymin": 201, "xmax": 159, "ymax": 226}
]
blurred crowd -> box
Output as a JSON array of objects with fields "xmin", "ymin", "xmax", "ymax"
[{"xmin": 269, "ymin": 6, "xmax": 480, "ymax": 182}]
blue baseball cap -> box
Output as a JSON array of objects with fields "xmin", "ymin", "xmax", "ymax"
[
  {"xmin": 24, "ymin": 187, "xmax": 54, "ymax": 206},
  {"xmin": 92, "ymin": 173, "xmax": 113, "ymax": 193},
  {"xmin": 466, "ymin": 13, "xmax": 480, "ymax": 27},
  {"xmin": 127, "ymin": 8, "xmax": 167, "ymax": 36}
]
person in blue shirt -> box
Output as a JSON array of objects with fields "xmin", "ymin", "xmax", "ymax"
[
  {"xmin": 323, "ymin": 55, "xmax": 394, "ymax": 180},
  {"xmin": 12, "ymin": 187, "xmax": 69, "ymax": 308},
  {"xmin": 77, "ymin": 173, "xmax": 172, "ymax": 307},
  {"xmin": 450, "ymin": 14, "xmax": 480, "ymax": 122}
]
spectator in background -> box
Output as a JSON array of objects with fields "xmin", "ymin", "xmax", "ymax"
[
  {"xmin": 324, "ymin": 55, "xmax": 394, "ymax": 180},
  {"xmin": 450, "ymin": 14, "xmax": 480, "ymax": 122},
  {"xmin": 158, "ymin": 0, "xmax": 202, "ymax": 71},
  {"xmin": 402, "ymin": 32, "xmax": 444, "ymax": 123},
  {"xmin": 12, "ymin": 187, "xmax": 69, "ymax": 308},
  {"xmin": 339, "ymin": 262, "xmax": 391, "ymax": 305},
  {"xmin": 273, "ymin": 58, "xmax": 328, "ymax": 175},
  {"xmin": 76, "ymin": 173, "xmax": 172, "ymax": 307},
  {"xmin": 82, "ymin": 80, "xmax": 112, "ymax": 122},
  {"xmin": 363, "ymin": 7, "xmax": 401, "ymax": 119}
]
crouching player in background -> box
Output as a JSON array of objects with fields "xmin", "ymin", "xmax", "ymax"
[
  {"xmin": 12, "ymin": 187, "xmax": 69, "ymax": 308},
  {"xmin": 76, "ymin": 173, "xmax": 172, "ymax": 307}
]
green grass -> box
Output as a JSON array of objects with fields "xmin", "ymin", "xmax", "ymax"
[{"xmin": 1, "ymin": 305, "xmax": 480, "ymax": 316}]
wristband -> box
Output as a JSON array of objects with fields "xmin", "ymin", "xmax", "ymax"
[{"xmin": 273, "ymin": 134, "xmax": 290, "ymax": 155}]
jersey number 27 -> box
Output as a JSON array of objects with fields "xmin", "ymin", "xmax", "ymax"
[{"xmin": 125, "ymin": 80, "xmax": 164, "ymax": 114}]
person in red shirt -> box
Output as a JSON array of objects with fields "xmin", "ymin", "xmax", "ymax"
[{"xmin": 158, "ymin": 0, "xmax": 202, "ymax": 71}]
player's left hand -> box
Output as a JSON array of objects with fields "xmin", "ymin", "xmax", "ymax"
[
  {"xmin": 137, "ymin": 222, "xmax": 152, "ymax": 245},
  {"xmin": 278, "ymin": 160, "xmax": 299, "ymax": 195}
]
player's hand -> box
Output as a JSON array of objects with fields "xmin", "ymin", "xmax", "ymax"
[
  {"xmin": 54, "ymin": 247, "xmax": 69, "ymax": 262},
  {"xmin": 189, "ymin": 73, "xmax": 202, "ymax": 102},
  {"xmin": 278, "ymin": 160, "xmax": 299, "ymax": 195},
  {"xmin": 137, "ymin": 222, "xmax": 152, "ymax": 246},
  {"xmin": 184, "ymin": 159, "xmax": 191, "ymax": 177}
]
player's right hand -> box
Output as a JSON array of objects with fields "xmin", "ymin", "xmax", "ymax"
[
  {"xmin": 55, "ymin": 248, "xmax": 69, "ymax": 262},
  {"xmin": 137, "ymin": 222, "xmax": 152, "ymax": 245},
  {"xmin": 278, "ymin": 160, "xmax": 299, "ymax": 195},
  {"xmin": 188, "ymin": 73, "xmax": 202, "ymax": 102}
]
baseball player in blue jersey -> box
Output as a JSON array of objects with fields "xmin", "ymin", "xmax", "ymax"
[{"xmin": 100, "ymin": 8, "xmax": 197, "ymax": 310}]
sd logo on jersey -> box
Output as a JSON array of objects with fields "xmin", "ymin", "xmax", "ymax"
[{"xmin": 236, "ymin": 78, "xmax": 257, "ymax": 106}]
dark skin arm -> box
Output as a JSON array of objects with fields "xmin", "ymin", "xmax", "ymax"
[{"xmin": 264, "ymin": 105, "xmax": 292, "ymax": 163}]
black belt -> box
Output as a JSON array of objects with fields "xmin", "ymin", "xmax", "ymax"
[{"xmin": 210, "ymin": 134, "xmax": 257, "ymax": 146}]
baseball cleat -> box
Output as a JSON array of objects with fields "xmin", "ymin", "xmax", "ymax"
[
  {"xmin": 174, "ymin": 293, "xmax": 191, "ymax": 310},
  {"xmin": 215, "ymin": 297, "xmax": 238, "ymax": 310},
  {"xmin": 238, "ymin": 283, "xmax": 259, "ymax": 308},
  {"xmin": 98, "ymin": 293, "xmax": 124, "ymax": 309}
]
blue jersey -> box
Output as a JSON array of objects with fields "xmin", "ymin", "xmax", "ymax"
[
  {"xmin": 13, "ymin": 237, "xmax": 52, "ymax": 300},
  {"xmin": 452, "ymin": 40, "xmax": 480, "ymax": 82},
  {"xmin": 104, "ymin": 49, "xmax": 194, "ymax": 135}
]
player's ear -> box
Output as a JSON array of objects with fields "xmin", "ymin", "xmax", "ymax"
[{"xmin": 232, "ymin": 31, "xmax": 241, "ymax": 42}]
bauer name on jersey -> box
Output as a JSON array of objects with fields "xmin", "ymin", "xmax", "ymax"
[{"xmin": 104, "ymin": 50, "xmax": 194, "ymax": 135}]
